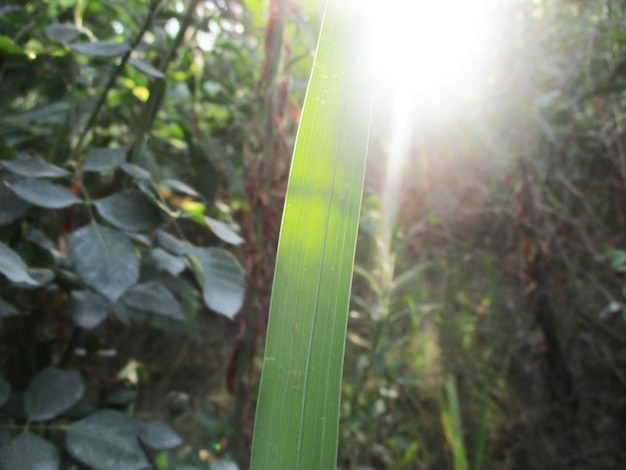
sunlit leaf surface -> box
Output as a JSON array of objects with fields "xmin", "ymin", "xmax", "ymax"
[{"xmin": 250, "ymin": 0, "xmax": 374, "ymax": 467}]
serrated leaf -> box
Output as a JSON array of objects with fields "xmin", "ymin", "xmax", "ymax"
[
  {"xmin": 188, "ymin": 247, "xmax": 245, "ymax": 319},
  {"xmin": 94, "ymin": 190, "xmax": 161, "ymax": 232},
  {"xmin": 138, "ymin": 421, "xmax": 183, "ymax": 449},
  {"xmin": 0, "ymin": 296, "xmax": 18, "ymax": 318},
  {"xmin": 46, "ymin": 24, "xmax": 83, "ymax": 45},
  {"xmin": 0, "ymin": 241, "xmax": 39, "ymax": 286},
  {"xmin": 69, "ymin": 290, "xmax": 111, "ymax": 330},
  {"xmin": 151, "ymin": 248, "xmax": 187, "ymax": 275},
  {"xmin": 25, "ymin": 367, "xmax": 84, "ymax": 421},
  {"xmin": 71, "ymin": 41, "xmax": 130, "ymax": 57},
  {"xmin": 83, "ymin": 148, "xmax": 126, "ymax": 172},
  {"xmin": 0, "ymin": 376, "xmax": 10, "ymax": 407},
  {"xmin": 69, "ymin": 224, "xmax": 139, "ymax": 302},
  {"xmin": 122, "ymin": 281, "xmax": 184, "ymax": 321},
  {"xmin": 0, "ymin": 185, "xmax": 28, "ymax": 225},
  {"xmin": 0, "ymin": 432, "xmax": 59, "ymax": 470},
  {"xmin": 129, "ymin": 57, "xmax": 165, "ymax": 78},
  {"xmin": 206, "ymin": 217, "xmax": 244, "ymax": 245},
  {"xmin": 1, "ymin": 155, "xmax": 69, "ymax": 178},
  {"xmin": 8, "ymin": 179, "xmax": 81, "ymax": 208},
  {"xmin": 66, "ymin": 410, "xmax": 149, "ymax": 470}
]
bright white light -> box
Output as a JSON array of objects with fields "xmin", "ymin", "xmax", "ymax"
[{"xmin": 368, "ymin": 0, "xmax": 500, "ymax": 110}]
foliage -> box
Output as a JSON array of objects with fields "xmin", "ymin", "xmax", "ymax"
[
  {"xmin": 0, "ymin": 0, "xmax": 253, "ymax": 468},
  {"xmin": 3, "ymin": 0, "xmax": 626, "ymax": 469}
]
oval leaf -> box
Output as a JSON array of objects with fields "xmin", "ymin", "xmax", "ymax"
[
  {"xmin": 0, "ymin": 432, "xmax": 59, "ymax": 470},
  {"xmin": 188, "ymin": 247, "xmax": 245, "ymax": 319},
  {"xmin": 0, "ymin": 241, "xmax": 39, "ymax": 286},
  {"xmin": 121, "ymin": 163, "xmax": 151, "ymax": 180},
  {"xmin": 206, "ymin": 217, "xmax": 244, "ymax": 245},
  {"xmin": 8, "ymin": 179, "xmax": 81, "ymax": 208},
  {"xmin": 128, "ymin": 57, "xmax": 165, "ymax": 78},
  {"xmin": 157, "ymin": 231, "xmax": 188, "ymax": 256},
  {"xmin": 94, "ymin": 190, "xmax": 161, "ymax": 232},
  {"xmin": 25, "ymin": 367, "xmax": 84, "ymax": 421},
  {"xmin": 0, "ymin": 376, "xmax": 10, "ymax": 407},
  {"xmin": 46, "ymin": 24, "xmax": 83, "ymax": 45},
  {"xmin": 66, "ymin": 410, "xmax": 149, "ymax": 470},
  {"xmin": 138, "ymin": 421, "xmax": 183, "ymax": 450},
  {"xmin": 71, "ymin": 41, "xmax": 130, "ymax": 57},
  {"xmin": 122, "ymin": 281, "xmax": 184, "ymax": 321},
  {"xmin": 0, "ymin": 184, "xmax": 29, "ymax": 225},
  {"xmin": 160, "ymin": 179, "xmax": 200, "ymax": 197},
  {"xmin": 69, "ymin": 224, "xmax": 139, "ymax": 302},
  {"xmin": 69, "ymin": 290, "xmax": 111, "ymax": 330},
  {"xmin": 5, "ymin": 102, "xmax": 70, "ymax": 122},
  {"xmin": 151, "ymin": 248, "xmax": 187, "ymax": 276},
  {"xmin": 1, "ymin": 155, "xmax": 68, "ymax": 178},
  {"xmin": 83, "ymin": 147, "xmax": 126, "ymax": 172}
]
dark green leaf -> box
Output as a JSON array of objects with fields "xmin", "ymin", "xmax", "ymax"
[
  {"xmin": 0, "ymin": 376, "xmax": 10, "ymax": 407},
  {"xmin": 8, "ymin": 179, "xmax": 81, "ymax": 208},
  {"xmin": 83, "ymin": 148, "xmax": 126, "ymax": 172},
  {"xmin": 94, "ymin": 190, "xmax": 161, "ymax": 232},
  {"xmin": 25, "ymin": 367, "xmax": 84, "ymax": 421},
  {"xmin": 0, "ymin": 185, "xmax": 28, "ymax": 225},
  {"xmin": 188, "ymin": 247, "xmax": 245, "ymax": 319},
  {"xmin": 151, "ymin": 248, "xmax": 187, "ymax": 275},
  {"xmin": 122, "ymin": 281, "xmax": 184, "ymax": 321},
  {"xmin": 121, "ymin": 163, "xmax": 151, "ymax": 180},
  {"xmin": 157, "ymin": 231, "xmax": 188, "ymax": 256},
  {"xmin": 45, "ymin": 24, "xmax": 83, "ymax": 45},
  {"xmin": 71, "ymin": 41, "xmax": 130, "ymax": 57},
  {"xmin": 0, "ymin": 296, "xmax": 18, "ymax": 318},
  {"xmin": 69, "ymin": 224, "xmax": 139, "ymax": 302},
  {"xmin": 66, "ymin": 410, "xmax": 149, "ymax": 470},
  {"xmin": 0, "ymin": 241, "xmax": 39, "ymax": 286},
  {"xmin": 26, "ymin": 227, "xmax": 71, "ymax": 268},
  {"xmin": 160, "ymin": 179, "xmax": 200, "ymax": 197},
  {"xmin": 138, "ymin": 421, "xmax": 183, "ymax": 449},
  {"xmin": 69, "ymin": 290, "xmax": 111, "ymax": 330},
  {"xmin": 129, "ymin": 57, "xmax": 165, "ymax": 78},
  {"xmin": 206, "ymin": 217, "xmax": 244, "ymax": 245},
  {"xmin": 0, "ymin": 432, "xmax": 59, "ymax": 470},
  {"xmin": 4, "ymin": 102, "xmax": 70, "ymax": 122},
  {"xmin": 1, "ymin": 155, "xmax": 69, "ymax": 178}
]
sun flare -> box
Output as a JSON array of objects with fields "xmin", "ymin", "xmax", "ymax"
[{"xmin": 368, "ymin": 0, "xmax": 501, "ymax": 111}]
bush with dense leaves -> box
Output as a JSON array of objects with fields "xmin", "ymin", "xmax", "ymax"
[{"xmin": 0, "ymin": 0, "xmax": 254, "ymax": 467}]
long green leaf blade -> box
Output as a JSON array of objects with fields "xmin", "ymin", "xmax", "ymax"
[{"xmin": 250, "ymin": 1, "xmax": 374, "ymax": 468}]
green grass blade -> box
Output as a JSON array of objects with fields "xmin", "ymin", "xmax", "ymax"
[
  {"xmin": 249, "ymin": 0, "xmax": 374, "ymax": 468},
  {"xmin": 442, "ymin": 375, "xmax": 469, "ymax": 470}
]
